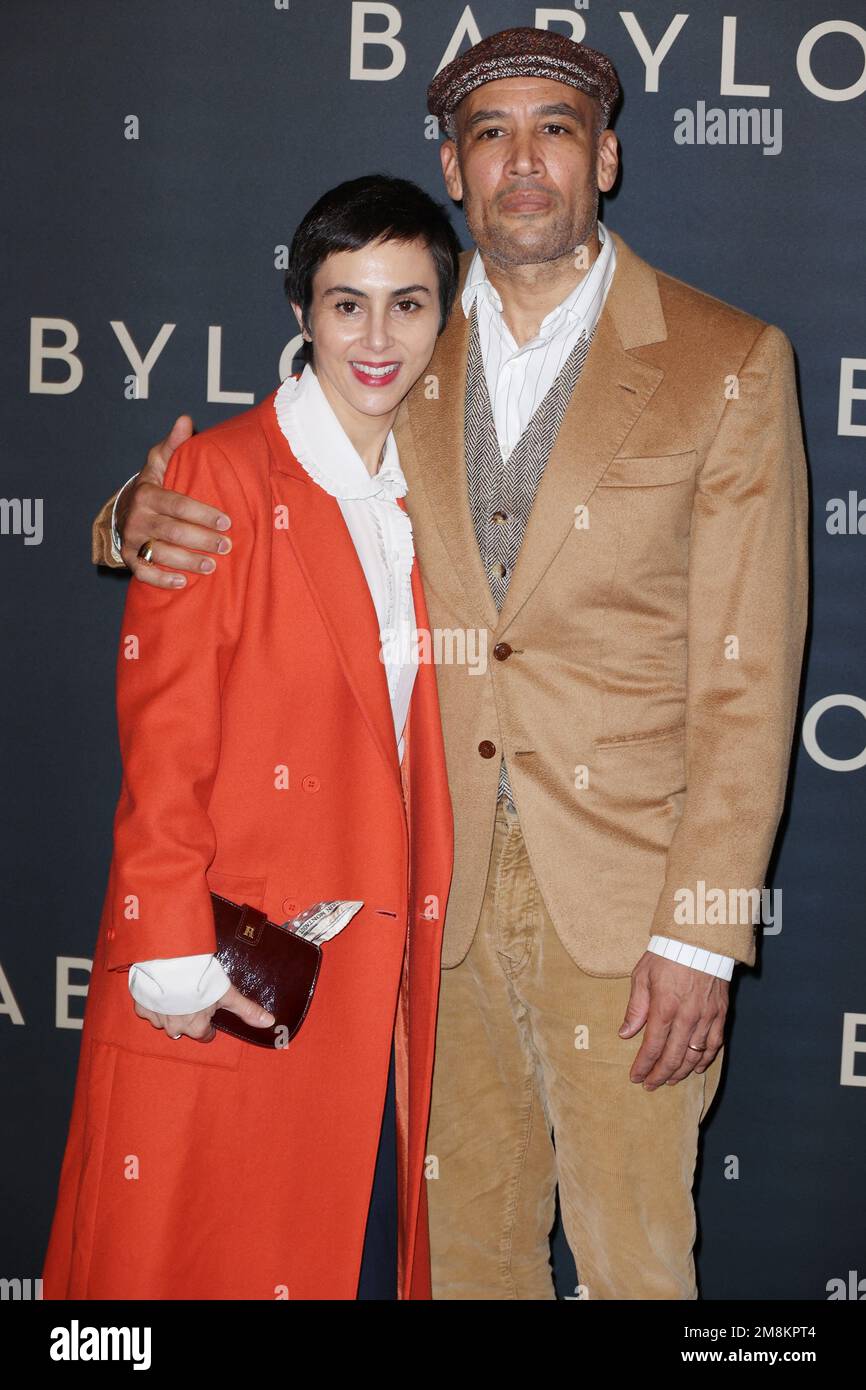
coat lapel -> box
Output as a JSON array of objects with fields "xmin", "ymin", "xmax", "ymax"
[{"xmin": 259, "ymin": 391, "xmax": 403, "ymax": 792}]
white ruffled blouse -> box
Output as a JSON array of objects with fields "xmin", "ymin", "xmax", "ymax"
[{"xmin": 274, "ymin": 363, "xmax": 418, "ymax": 765}]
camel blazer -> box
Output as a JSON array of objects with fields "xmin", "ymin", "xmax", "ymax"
[
  {"xmin": 50, "ymin": 402, "xmax": 454, "ymax": 1299},
  {"xmin": 92, "ymin": 230, "xmax": 809, "ymax": 976}
]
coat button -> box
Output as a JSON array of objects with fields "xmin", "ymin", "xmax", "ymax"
[
  {"xmin": 491, "ymin": 511, "xmax": 508, "ymax": 524},
  {"xmin": 493, "ymin": 642, "xmax": 512, "ymax": 661},
  {"xmin": 282, "ymin": 898, "xmax": 299, "ymax": 917},
  {"xmin": 488, "ymin": 561, "xmax": 506, "ymax": 581},
  {"xmin": 478, "ymin": 740, "xmax": 497, "ymax": 759},
  {"xmin": 301, "ymin": 776, "xmax": 320, "ymax": 793}
]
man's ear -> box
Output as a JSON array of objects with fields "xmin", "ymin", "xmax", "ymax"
[
  {"xmin": 596, "ymin": 129, "xmax": 619, "ymax": 195},
  {"xmin": 440, "ymin": 140, "xmax": 463, "ymax": 203}
]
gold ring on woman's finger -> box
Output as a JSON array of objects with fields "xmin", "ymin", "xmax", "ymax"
[{"xmin": 137, "ymin": 538, "xmax": 157, "ymax": 564}]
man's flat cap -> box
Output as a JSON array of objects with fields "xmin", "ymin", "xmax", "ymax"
[{"xmin": 427, "ymin": 26, "xmax": 621, "ymax": 132}]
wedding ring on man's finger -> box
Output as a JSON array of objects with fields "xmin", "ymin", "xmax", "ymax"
[
  {"xmin": 137, "ymin": 538, "xmax": 157, "ymax": 564},
  {"xmin": 687, "ymin": 1043, "xmax": 706, "ymax": 1052}
]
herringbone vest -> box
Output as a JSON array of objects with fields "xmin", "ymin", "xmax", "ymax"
[{"xmin": 464, "ymin": 300, "xmax": 594, "ymax": 800}]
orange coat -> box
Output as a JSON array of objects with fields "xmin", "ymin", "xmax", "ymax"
[{"xmin": 42, "ymin": 389, "xmax": 454, "ymax": 1300}]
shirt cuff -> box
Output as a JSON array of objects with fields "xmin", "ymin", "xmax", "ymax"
[
  {"xmin": 127, "ymin": 953, "xmax": 231, "ymax": 1015},
  {"xmin": 110, "ymin": 472, "xmax": 140, "ymax": 564},
  {"xmin": 647, "ymin": 935, "xmax": 736, "ymax": 981}
]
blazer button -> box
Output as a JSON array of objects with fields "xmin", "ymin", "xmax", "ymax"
[
  {"xmin": 301, "ymin": 775, "xmax": 320, "ymax": 793},
  {"xmin": 493, "ymin": 642, "xmax": 512, "ymax": 661},
  {"xmin": 282, "ymin": 898, "xmax": 299, "ymax": 917},
  {"xmin": 478, "ymin": 740, "xmax": 497, "ymax": 759},
  {"xmin": 488, "ymin": 561, "xmax": 506, "ymax": 581}
]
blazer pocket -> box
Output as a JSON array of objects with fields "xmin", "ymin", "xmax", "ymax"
[
  {"xmin": 595, "ymin": 720, "xmax": 686, "ymax": 750},
  {"xmin": 598, "ymin": 449, "xmax": 697, "ymax": 488}
]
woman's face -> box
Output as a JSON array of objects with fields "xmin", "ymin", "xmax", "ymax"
[{"xmin": 292, "ymin": 236, "xmax": 442, "ymax": 424}]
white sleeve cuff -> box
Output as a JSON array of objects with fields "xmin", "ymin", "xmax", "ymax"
[
  {"xmin": 127, "ymin": 953, "xmax": 231, "ymax": 1015},
  {"xmin": 647, "ymin": 935, "xmax": 736, "ymax": 981}
]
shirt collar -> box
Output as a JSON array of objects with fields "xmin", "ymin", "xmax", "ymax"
[
  {"xmin": 273, "ymin": 363, "xmax": 407, "ymax": 502},
  {"xmin": 461, "ymin": 219, "xmax": 616, "ymax": 348}
]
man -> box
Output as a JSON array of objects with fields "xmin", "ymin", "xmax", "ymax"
[{"xmin": 91, "ymin": 29, "xmax": 809, "ymax": 1299}]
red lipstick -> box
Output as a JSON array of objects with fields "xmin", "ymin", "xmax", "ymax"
[{"xmin": 349, "ymin": 361, "xmax": 401, "ymax": 388}]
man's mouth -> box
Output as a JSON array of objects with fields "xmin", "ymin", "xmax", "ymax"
[
  {"xmin": 499, "ymin": 192, "xmax": 554, "ymax": 214},
  {"xmin": 349, "ymin": 361, "xmax": 401, "ymax": 387}
]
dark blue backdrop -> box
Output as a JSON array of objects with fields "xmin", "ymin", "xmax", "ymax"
[{"xmin": 2, "ymin": 0, "xmax": 864, "ymax": 1300}]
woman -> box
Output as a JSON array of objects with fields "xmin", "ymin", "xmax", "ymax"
[{"xmin": 42, "ymin": 175, "xmax": 459, "ymax": 1300}]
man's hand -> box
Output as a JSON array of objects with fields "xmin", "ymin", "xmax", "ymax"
[
  {"xmin": 619, "ymin": 951, "xmax": 728, "ymax": 1091},
  {"xmin": 132, "ymin": 982, "xmax": 274, "ymax": 1042},
  {"xmin": 118, "ymin": 415, "xmax": 233, "ymax": 588}
]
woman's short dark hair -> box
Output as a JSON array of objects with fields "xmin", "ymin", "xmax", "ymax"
[{"xmin": 285, "ymin": 174, "xmax": 462, "ymax": 364}]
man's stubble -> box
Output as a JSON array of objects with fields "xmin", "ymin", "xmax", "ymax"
[{"xmin": 456, "ymin": 146, "xmax": 600, "ymax": 271}]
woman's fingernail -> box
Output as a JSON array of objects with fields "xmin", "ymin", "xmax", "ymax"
[
  {"xmin": 217, "ymin": 538, "xmax": 231, "ymax": 553},
  {"xmin": 200, "ymin": 558, "xmax": 215, "ymax": 573},
  {"xmin": 216, "ymin": 515, "xmax": 231, "ymax": 530}
]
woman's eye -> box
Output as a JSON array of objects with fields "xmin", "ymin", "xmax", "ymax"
[{"xmin": 394, "ymin": 299, "xmax": 422, "ymax": 314}]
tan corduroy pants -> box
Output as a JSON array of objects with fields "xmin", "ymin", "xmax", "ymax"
[{"xmin": 427, "ymin": 798, "xmax": 724, "ymax": 1300}]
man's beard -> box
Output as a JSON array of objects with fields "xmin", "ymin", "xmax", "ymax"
[{"xmin": 464, "ymin": 183, "xmax": 599, "ymax": 270}]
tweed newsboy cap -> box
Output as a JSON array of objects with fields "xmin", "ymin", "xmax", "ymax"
[{"xmin": 427, "ymin": 26, "xmax": 621, "ymax": 133}]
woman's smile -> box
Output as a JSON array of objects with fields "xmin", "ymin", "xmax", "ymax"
[{"xmin": 349, "ymin": 360, "xmax": 402, "ymax": 388}]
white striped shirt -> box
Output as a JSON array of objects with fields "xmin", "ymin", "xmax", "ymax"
[{"xmin": 462, "ymin": 219, "xmax": 616, "ymax": 459}]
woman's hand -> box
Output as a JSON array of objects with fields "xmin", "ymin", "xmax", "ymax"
[{"xmin": 133, "ymin": 982, "xmax": 275, "ymax": 1043}]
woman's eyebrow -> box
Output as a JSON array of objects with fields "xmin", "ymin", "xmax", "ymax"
[{"xmin": 322, "ymin": 284, "xmax": 432, "ymax": 297}]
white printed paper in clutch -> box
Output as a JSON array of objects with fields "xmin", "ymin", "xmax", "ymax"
[{"xmin": 284, "ymin": 900, "xmax": 364, "ymax": 946}]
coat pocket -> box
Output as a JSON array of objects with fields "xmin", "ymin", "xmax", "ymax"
[
  {"xmin": 598, "ymin": 450, "xmax": 697, "ymax": 487},
  {"xmin": 205, "ymin": 868, "xmax": 268, "ymax": 910}
]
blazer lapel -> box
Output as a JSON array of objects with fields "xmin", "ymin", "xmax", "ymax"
[
  {"xmin": 398, "ymin": 236, "xmax": 669, "ymax": 637},
  {"xmin": 495, "ymin": 230, "xmax": 668, "ymax": 634},
  {"xmin": 259, "ymin": 391, "xmax": 402, "ymax": 792}
]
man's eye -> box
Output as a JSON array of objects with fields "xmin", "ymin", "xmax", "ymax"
[
  {"xmin": 335, "ymin": 300, "xmax": 361, "ymax": 315},
  {"xmin": 477, "ymin": 127, "xmax": 504, "ymax": 140},
  {"xmin": 543, "ymin": 124, "xmax": 570, "ymax": 135}
]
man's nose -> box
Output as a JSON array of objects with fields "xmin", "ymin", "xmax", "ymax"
[{"xmin": 506, "ymin": 130, "xmax": 544, "ymax": 176}]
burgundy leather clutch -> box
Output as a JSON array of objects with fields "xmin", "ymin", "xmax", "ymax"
[{"xmin": 208, "ymin": 892, "xmax": 322, "ymax": 1049}]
